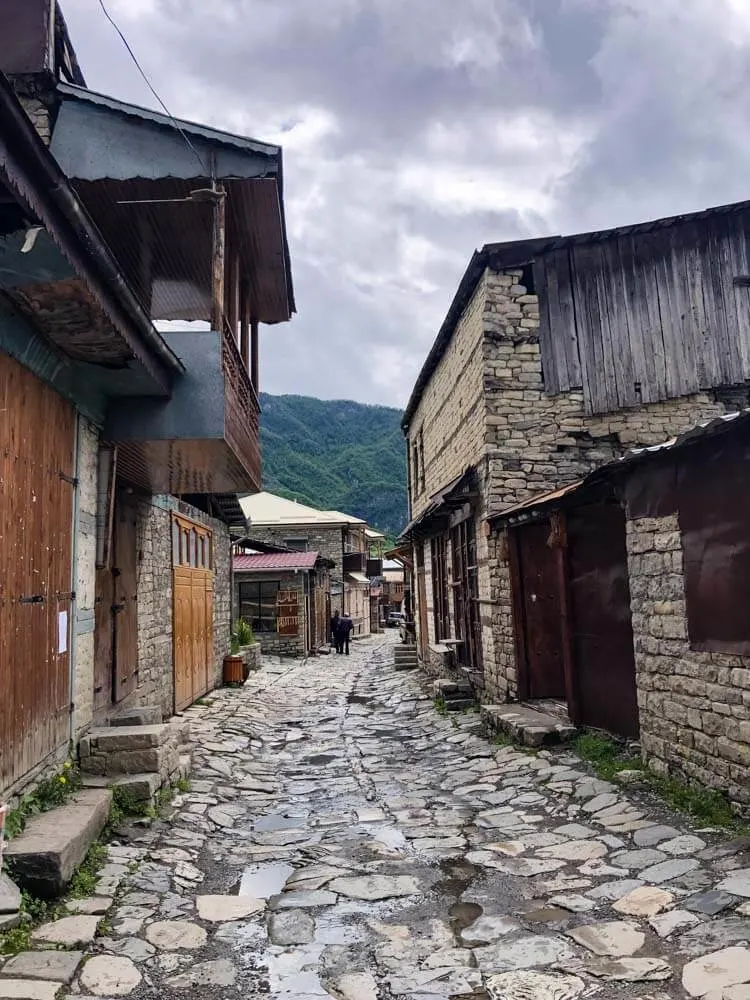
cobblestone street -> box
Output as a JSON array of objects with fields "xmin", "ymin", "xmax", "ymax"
[{"xmin": 38, "ymin": 634, "xmax": 750, "ymax": 1000}]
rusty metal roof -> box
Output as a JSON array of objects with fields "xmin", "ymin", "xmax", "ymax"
[{"xmin": 233, "ymin": 551, "xmax": 319, "ymax": 572}]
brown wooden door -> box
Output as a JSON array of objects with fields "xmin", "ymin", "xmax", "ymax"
[
  {"xmin": 0, "ymin": 354, "xmax": 74, "ymax": 792},
  {"xmin": 173, "ymin": 514, "xmax": 214, "ymax": 711},
  {"xmin": 415, "ymin": 545, "xmax": 429, "ymax": 658},
  {"xmin": 514, "ymin": 521, "xmax": 566, "ymax": 700},
  {"xmin": 568, "ymin": 502, "xmax": 639, "ymax": 738},
  {"xmin": 93, "ymin": 491, "xmax": 138, "ymax": 712}
]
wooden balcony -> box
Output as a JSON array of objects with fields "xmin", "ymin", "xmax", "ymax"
[
  {"xmin": 104, "ymin": 329, "xmax": 262, "ymax": 495},
  {"xmin": 344, "ymin": 551, "xmax": 367, "ymax": 575}
]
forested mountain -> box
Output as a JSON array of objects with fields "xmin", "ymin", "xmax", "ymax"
[{"xmin": 259, "ymin": 393, "xmax": 407, "ymax": 539}]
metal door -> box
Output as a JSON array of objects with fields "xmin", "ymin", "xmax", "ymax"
[
  {"xmin": 513, "ymin": 520, "xmax": 566, "ymax": 700},
  {"xmin": 568, "ymin": 502, "xmax": 639, "ymax": 738}
]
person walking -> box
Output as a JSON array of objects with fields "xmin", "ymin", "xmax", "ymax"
[
  {"xmin": 339, "ymin": 611, "xmax": 354, "ymax": 655},
  {"xmin": 330, "ymin": 610, "xmax": 342, "ymax": 654}
]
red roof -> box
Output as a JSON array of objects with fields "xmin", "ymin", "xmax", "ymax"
[{"xmin": 233, "ymin": 551, "xmax": 319, "ymax": 572}]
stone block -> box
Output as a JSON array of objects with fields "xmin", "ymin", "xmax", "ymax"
[
  {"xmin": 110, "ymin": 707, "xmax": 162, "ymax": 727},
  {"xmin": 0, "ymin": 874, "xmax": 21, "ymax": 915},
  {"xmin": 113, "ymin": 772, "xmax": 161, "ymax": 802},
  {"xmin": 5, "ymin": 788, "xmax": 111, "ymax": 898},
  {"xmin": 89, "ymin": 724, "xmax": 171, "ymax": 751},
  {"xmin": 0, "ymin": 952, "xmax": 83, "ymax": 984}
]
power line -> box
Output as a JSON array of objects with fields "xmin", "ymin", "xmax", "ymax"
[{"xmin": 96, "ymin": 0, "xmax": 210, "ymax": 177}]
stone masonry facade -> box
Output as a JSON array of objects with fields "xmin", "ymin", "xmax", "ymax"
[
  {"xmin": 627, "ymin": 514, "xmax": 750, "ymax": 814},
  {"xmin": 407, "ymin": 264, "xmax": 742, "ymax": 703},
  {"xmin": 234, "ymin": 570, "xmax": 307, "ymax": 659}
]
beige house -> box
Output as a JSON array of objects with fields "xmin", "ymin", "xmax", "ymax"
[
  {"xmin": 402, "ymin": 202, "xmax": 750, "ymax": 795},
  {"xmin": 239, "ymin": 493, "xmax": 373, "ymax": 637}
]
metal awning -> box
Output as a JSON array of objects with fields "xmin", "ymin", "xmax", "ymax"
[{"xmin": 346, "ymin": 572, "xmax": 370, "ymax": 585}]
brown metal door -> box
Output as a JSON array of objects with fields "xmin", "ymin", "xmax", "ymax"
[
  {"xmin": 0, "ymin": 354, "xmax": 74, "ymax": 792},
  {"xmin": 173, "ymin": 514, "xmax": 214, "ymax": 711},
  {"xmin": 514, "ymin": 521, "xmax": 566, "ymax": 699},
  {"xmin": 568, "ymin": 502, "xmax": 639, "ymax": 738}
]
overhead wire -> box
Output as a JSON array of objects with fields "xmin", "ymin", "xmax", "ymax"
[{"xmin": 95, "ymin": 0, "xmax": 211, "ymax": 177}]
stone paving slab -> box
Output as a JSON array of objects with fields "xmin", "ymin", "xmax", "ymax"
[{"xmin": 28, "ymin": 632, "xmax": 750, "ymax": 1000}]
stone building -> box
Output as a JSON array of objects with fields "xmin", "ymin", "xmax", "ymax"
[
  {"xmin": 233, "ymin": 550, "xmax": 334, "ymax": 657},
  {"xmin": 402, "ymin": 202, "xmax": 750, "ymax": 715},
  {"xmin": 489, "ymin": 410, "xmax": 750, "ymax": 814},
  {"xmin": 0, "ymin": 3, "xmax": 294, "ymax": 801},
  {"xmin": 240, "ymin": 493, "xmax": 373, "ymax": 638}
]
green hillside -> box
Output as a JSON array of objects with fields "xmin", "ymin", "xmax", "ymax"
[{"xmin": 259, "ymin": 393, "xmax": 408, "ymax": 538}]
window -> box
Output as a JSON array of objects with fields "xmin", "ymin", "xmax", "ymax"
[
  {"xmin": 238, "ymin": 580, "xmax": 280, "ymax": 633},
  {"xmin": 431, "ymin": 535, "xmax": 450, "ymax": 641},
  {"xmin": 284, "ymin": 538, "xmax": 308, "ymax": 552},
  {"xmin": 451, "ymin": 516, "xmax": 483, "ymax": 682},
  {"xmin": 172, "ymin": 514, "xmax": 213, "ymax": 569}
]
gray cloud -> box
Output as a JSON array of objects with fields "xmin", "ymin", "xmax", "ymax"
[{"xmin": 62, "ymin": 0, "xmax": 750, "ymax": 406}]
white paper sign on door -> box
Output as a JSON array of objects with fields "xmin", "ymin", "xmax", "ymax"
[{"xmin": 57, "ymin": 611, "xmax": 68, "ymax": 654}]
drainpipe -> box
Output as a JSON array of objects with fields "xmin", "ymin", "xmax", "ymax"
[{"xmin": 68, "ymin": 412, "xmax": 81, "ymax": 745}]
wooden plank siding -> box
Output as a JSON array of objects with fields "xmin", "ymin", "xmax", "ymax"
[
  {"xmin": 536, "ymin": 210, "xmax": 750, "ymax": 414},
  {"xmin": 0, "ymin": 352, "xmax": 75, "ymax": 794},
  {"xmin": 172, "ymin": 513, "xmax": 214, "ymax": 712}
]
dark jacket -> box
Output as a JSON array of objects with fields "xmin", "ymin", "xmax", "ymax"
[
  {"xmin": 330, "ymin": 615, "xmax": 341, "ymax": 637},
  {"xmin": 339, "ymin": 616, "xmax": 354, "ymax": 637}
]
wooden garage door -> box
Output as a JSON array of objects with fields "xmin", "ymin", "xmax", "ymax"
[
  {"xmin": 0, "ymin": 353, "xmax": 75, "ymax": 792},
  {"xmin": 172, "ymin": 514, "xmax": 214, "ymax": 712}
]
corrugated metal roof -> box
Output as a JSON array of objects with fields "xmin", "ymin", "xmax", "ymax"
[
  {"xmin": 240, "ymin": 492, "xmax": 366, "ymax": 526},
  {"xmin": 233, "ymin": 551, "xmax": 319, "ymax": 572},
  {"xmin": 346, "ymin": 572, "xmax": 370, "ymax": 585}
]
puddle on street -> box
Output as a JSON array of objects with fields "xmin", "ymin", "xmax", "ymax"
[
  {"xmin": 449, "ymin": 900, "xmax": 483, "ymax": 934},
  {"xmin": 237, "ymin": 862, "xmax": 295, "ymax": 899},
  {"xmin": 524, "ymin": 905, "xmax": 571, "ymax": 924},
  {"xmin": 254, "ymin": 812, "xmax": 308, "ymax": 832},
  {"xmin": 268, "ymin": 944, "xmax": 326, "ymax": 998}
]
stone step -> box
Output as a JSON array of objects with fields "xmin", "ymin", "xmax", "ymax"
[
  {"xmin": 80, "ymin": 724, "xmax": 180, "ymax": 777},
  {"xmin": 5, "ymin": 788, "xmax": 112, "ymax": 899},
  {"xmin": 109, "ymin": 706, "xmax": 162, "ymax": 727},
  {"xmin": 394, "ymin": 659, "xmax": 418, "ymax": 671},
  {"xmin": 481, "ymin": 703, "xmax": 577, "ymax": 748},
  {"xmin": 444, "ymin": 698, "xmax": 476, "ymax": 713},
  {"xmin": 433, "ymin": 678, "xmax": 472, "ymax": 698}
]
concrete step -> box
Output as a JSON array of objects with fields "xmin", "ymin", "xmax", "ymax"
[
  {"xmin": 5, "ymin": 788, "xmax": 111, "ymax": 898},
  {"xmin": 394, "ymin": 659, "xmax": 418, "ymax": 671},
  {"xmin": 481, "ymin": 703, "xmax": 576, "ymax": 748}
]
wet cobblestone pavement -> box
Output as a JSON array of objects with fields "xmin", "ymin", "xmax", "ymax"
[{"xmin": 36, "ymin": 634, "xmax": 750, "ymax": 998}]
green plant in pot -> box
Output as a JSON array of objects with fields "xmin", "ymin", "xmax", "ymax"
[{"xmin": 234, "ymin": 618, "xmax": 254, "ymax": 647}]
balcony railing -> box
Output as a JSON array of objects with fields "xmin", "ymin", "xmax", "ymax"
[
  {"xmin": 343, "ymin": 551, "xmax": 366, "ymax": 575},
  {"xmin": 222, "ymin": 327, "xmax": 261, "ymax": 491}
]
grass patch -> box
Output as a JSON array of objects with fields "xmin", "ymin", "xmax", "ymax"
[
  {"xmin": 69, "ymin": 842, "xmax": 108, "ymax": 899},
  {"xmin": 4, "ymin": 760, "xmax": 82, "ymax": 840},
  {"xmin": 434, "ymin": 695, "xmax": 448, "ymax": 717},
  {"xmin": 574, "ymin": 729, "xmax": 747, "ymax": 832},
  {"xmin": 194, "ymin": 697, "xmax": 215, "ymax": 707},
  {"xmin": 573, "ymin": 732, "xmax": 644, "ymax": 782}
]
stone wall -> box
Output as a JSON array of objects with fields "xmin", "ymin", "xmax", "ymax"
[
  {"xmin": 18, "ymin": 95, "xmax": 51, "ymax": 144},
  {"xmin": 73, "ymin": 416, "xmax": 99, "ymax": 739},
  {"xmin": 110, "ymin": 496, "xmax": 231, "ymax": 719},
  {"xmin": 482, "ymin": 266, "xmax": 739, "ymax": 702},
  {"xmin": 249, "ymin": 524, "xmax": 346, "ymax": 586},
  {"xmin": 234, "ymin": 570, "xmax": 307, "ymax": 658},
  {"xmin": 407, "ymin": 273, "xmax": 487, "ymax": 520},
  {"xmin": 627, "ymin": 514, "xmax": 750, "ymax": 814}
]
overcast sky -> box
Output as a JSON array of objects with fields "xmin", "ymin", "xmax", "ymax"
[{"xmin": 63, "ymin": 0, "xmax": 750, "ymax": 409}]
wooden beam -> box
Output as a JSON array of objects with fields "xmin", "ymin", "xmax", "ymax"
[
  {"xmin": 552, "ymin": 511, "xmax": 580, "ymax": 724},
  {"xmin": 210, "ymin": 187, "xmax": 226, "ymax": 333},
  {"xmin": 226, "ymin": 252, "xmax": 240, "ymax": 341},
  {"xmin": 240, "ymin": 283, "xmax": 250, "ymax": 372},
  {"xmin": 250, "ymin": 318, "xmax": 259, "ymax": 391}
]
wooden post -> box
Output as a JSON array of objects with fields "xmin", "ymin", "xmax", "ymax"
[
  {"xmin": 250, "ymin": 318, "xmax": 259, "ymax": 391},
  {"xmin": 240, "ymin": 283, "xmax": 250, "ymax": 372},
  {"xmin": 210, "ymin": 187, "xmax": 226, "ymax": 333}
]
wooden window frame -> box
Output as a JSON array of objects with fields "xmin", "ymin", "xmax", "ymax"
[{"xmin": 238, "ymin": 580, "xmax": 280, "ymax": 633}]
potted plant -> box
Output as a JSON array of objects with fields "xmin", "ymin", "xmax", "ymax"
[
  {"xmin": 223, "ymin": 628, "xmax": 245, "ymax": 685},
  {"xmin": 226, "ymin": 618, "xmax": 256, "ymax": 682}
]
